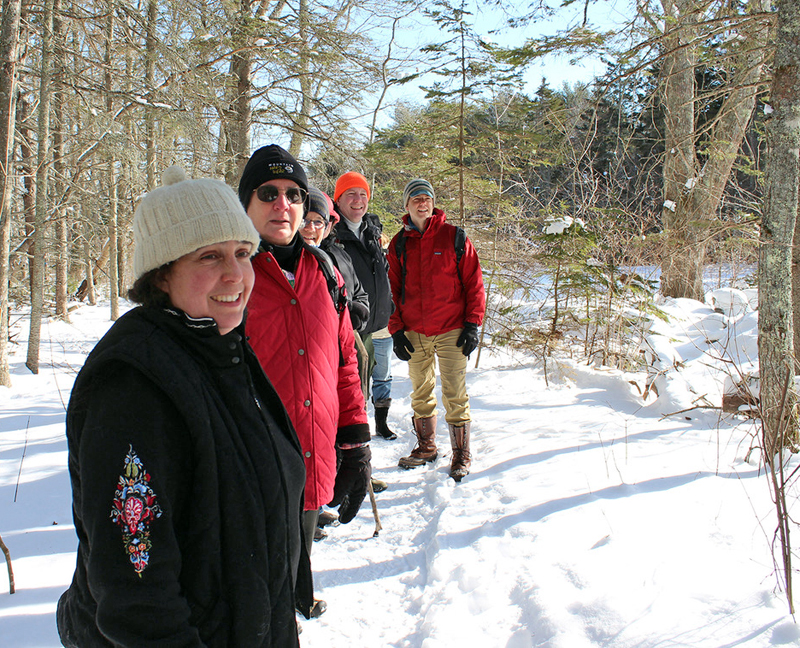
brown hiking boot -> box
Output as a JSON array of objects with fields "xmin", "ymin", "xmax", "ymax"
[
  {"xmin": 398, "ymin": 415, "xmax": 438, "ymax": 469},
  {"xmin": 448, "ymin": 422, "xmax": 472, "ymax": 482}
]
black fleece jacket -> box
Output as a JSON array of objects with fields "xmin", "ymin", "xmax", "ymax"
[
  {"xmin": 57, "ymin": 307, "xmax": 311, "ymax": 647},
  {"xmin": 332, "ymin": 212, "xmax": 393, "ymax": 335}
]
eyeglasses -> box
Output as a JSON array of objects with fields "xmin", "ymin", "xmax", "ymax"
[
  {"xmin": 302, "ymin": 218, "xmax": 327, "ymax": 230},
  {"xmin": 255, "ymin": 185, "xmax": 307, "ymax": 205}
]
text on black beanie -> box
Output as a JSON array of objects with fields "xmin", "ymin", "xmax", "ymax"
[{"xmin": 237, "ymin": 144, "xmax": 309, "ymax": 208}]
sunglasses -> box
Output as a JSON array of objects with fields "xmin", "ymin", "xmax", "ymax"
[{"xmin": 255, "ymin": 185, "xmax": 307, "ymax": 205}]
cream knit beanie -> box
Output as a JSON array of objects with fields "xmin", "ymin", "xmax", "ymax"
[{"xmin": 133, "ymin": 166, "xmax": 261, "ymax": 278}]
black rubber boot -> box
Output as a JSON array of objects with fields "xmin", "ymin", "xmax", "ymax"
[{"xmin": 373, "ymin": 398, "xmax": 398, "ymax": 440}]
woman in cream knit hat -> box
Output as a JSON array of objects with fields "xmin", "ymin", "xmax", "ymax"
[{"xmin": 57, "ymin": 166, "xmax": 311, "ymax": 647}]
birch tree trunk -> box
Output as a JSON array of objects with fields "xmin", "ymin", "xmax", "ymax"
[{"xmin": 0, "ymin": 0, "xmax": 22, "ymax": 387}]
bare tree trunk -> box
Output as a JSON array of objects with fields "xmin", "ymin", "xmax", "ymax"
[
  {"xmin": 105, "ymin": 4, "xmax": 119, "ymax": 320},
  {"xmin": 26, "ymin": 0, "xmax": 56, "ymax": 374},
  {"xmin": 659, "ymin": 0, "xmax": 768, "ymax": 300},
  {"xmin": 223, "ymin": 0, "xmax": 252, "ymax": 185},
  {"xmin": 53, "ymin": 2, "xmax": 68, "ymax": 321},
  {"xmin": 0, "ymin": 0, "xmax": 22, "ymax": 388},
  {"xmin": 659, "ymin": 0, "xmax": 701, "ymax": 299},
  {"xmin": 760, "ymin": 0, "xmax": 800, "ymax": 456},
  {"xmin": 758, "ymin": 1, "xmax": 800, "ymax": 616},
  {"xmin": 108, "ymin": 175, "xmax": 119, "ymax": 320},
  {"xmin": 794, "ymin": 203, "xmax": 800, "ymax": 353},
  {"xmin": 83, "ymin": 230, "xmax": 96, "ymax": 305},
  {"xmin": 457, "ymin": 10, "xmax": 466, "ymax": 225},
  {"xmin": 288, "ymin": 0, "xmax": 310, "ymax": 157},
  {"xmin": 145, "ymin": 0, "xmax": 157, "ymax": 189},
  {"xmin": 0, "ymin": 201, "xmax": 10, "ymax": 387},
  {"xmin": 17, "ymin": 92, "xmax": 34, "ymax": 294}
]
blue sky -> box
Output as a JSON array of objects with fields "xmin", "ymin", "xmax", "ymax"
[{"xmin": 371, "ymin": 0, "xmax": 627, "ymax": 126}]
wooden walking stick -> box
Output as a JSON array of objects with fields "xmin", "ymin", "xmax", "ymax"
[
  {"xmin": 368, "ymin": 480, "xmax": 382, "ymax": 537},
  {"xmin": 0, "ymin": 532, "xmax": 15, "ymax": 594}
]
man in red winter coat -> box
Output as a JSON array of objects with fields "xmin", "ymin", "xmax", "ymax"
[
  {"xmin": 387, "ymin": 178, "xmax": 486, "ymax": 482},
  {"xmin": 238, "ymin": 145, "xmax": 372, "ymax": 618}
]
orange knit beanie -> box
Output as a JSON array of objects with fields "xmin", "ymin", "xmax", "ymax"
[{"xmin": 334, "ymin": 171, "xmax": 371, "ymax": 202}]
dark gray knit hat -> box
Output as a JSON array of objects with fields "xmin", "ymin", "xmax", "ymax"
[
  {"xmin": 403, "ymin": 178, "xmax": 435, "ymax": 209},
  {"xmin": 308, "ymin": 187, "xmax": 332, "ymax": 221}
]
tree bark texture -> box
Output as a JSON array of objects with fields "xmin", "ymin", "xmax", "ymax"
[
  {"xmin": 660, "ymin": 0, "xmax": 769, "ymax": 300},
  {"xmin": 53, "ymin": 5, "xmax": 68, "ymax": 321},
  {"xmin": 223, "ymin": 0, "xmax": 253, "ymax": 185},
  {"xmin": 0, "ymin": 0, "xmax": 22, "ymax": 388},
  {"xmin": 760, "ymin": 0, "xmax": 800, "ymax": 456},
  {"xmin": 659, "ymin": 0, "xmax": 701, "ymax": 299},
  {"xmin": 26, "ymin": 0, "xmax": 56, "ymax": 374}
]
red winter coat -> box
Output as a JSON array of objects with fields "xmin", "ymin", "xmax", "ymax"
[
  {"xmin": 388, "ymin": 208, "xmax": 486, "ymax": 336},
  {"xmin": 246, "ymin": 248, "xmax": 369, "ymax": 510}
]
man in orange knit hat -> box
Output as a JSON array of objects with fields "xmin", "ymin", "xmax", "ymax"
[{"xmin": 332, "ymin": 172, "xmax": 398, "ymax": 441}]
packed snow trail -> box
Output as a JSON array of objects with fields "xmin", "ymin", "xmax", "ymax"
[
  {"xmin": 2, "ymin": 298, "xmax": 800, "ymax": 647},
  {"xmin": 300, "ymin": 330, "xmax": 793, "ymax": 648}
]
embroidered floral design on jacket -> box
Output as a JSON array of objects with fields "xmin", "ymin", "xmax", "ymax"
[{"xmin": 110, "ymin": 445, "xmax": 162, "ymax": 575}]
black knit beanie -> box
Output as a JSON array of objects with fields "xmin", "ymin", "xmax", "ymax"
[{"xmin": 237, "ymin": 144, "xmax": 309, "ymax": 208}]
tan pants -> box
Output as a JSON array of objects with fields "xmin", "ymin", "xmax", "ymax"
[{"xmin": 406, "ymin": 328, "xmax": 470, "ymax": 426}]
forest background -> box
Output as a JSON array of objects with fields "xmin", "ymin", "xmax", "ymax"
[{"xmin": 2, "ymin": 0, "xmax": 800, "ymax": 615}]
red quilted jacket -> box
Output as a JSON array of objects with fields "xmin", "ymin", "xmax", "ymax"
[
  {"xmin": 246, "ymin": 248, "xmax": 369, "ymax": 510},
  {"xmin": 388, "ymin": 208, "xmax": 486, "ymax": 336}
]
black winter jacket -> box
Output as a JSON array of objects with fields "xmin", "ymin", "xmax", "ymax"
[
  {"xmin": 332, "ymin": 212, "xmax": 393, "ymax": 335},
  {"xmin": 320, "ymin": 237, "xmax": 371, "ymax": 332},
  {"xmin": 57, "ymin": 307, "xmax": 311, "ymax": 647}
]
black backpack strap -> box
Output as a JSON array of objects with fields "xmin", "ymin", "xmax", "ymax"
[
  {"xmin": 393, "ymin": 233, "xmax": 408, "ymax": 305},
  {"xmin": 305, "ymin": 245, "xmax": 348, "ymax": 366},
  {"xmin": 395, "ymin": 226, "xmax": 465, "ymax": 302},
  {"xmin": 306, "ymin": 246, "xmax": 347, "ymax": 315},
  {"xmin": 454, "ymin": 226, "xmax": 466, "ymax": 290}
]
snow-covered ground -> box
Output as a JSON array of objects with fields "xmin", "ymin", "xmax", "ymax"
[{"xmin": 1, "ymin": 289, "xmax": 799, "ymax": 647}]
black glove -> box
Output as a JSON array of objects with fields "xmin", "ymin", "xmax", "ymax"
[
  {"xmin": 348, "ymin": 300, "xmax": 370, "ymax": 332},
  {"xmin": 328, "ymin": 445, "xmax": 372, "ymax": 524},
  {"xmin": 456, "ymin": 322, "xmax": 479, "ymax": 357},
  {"xmin": 392, "ymin": 331, "xmax": 415, "ymax": 361}
]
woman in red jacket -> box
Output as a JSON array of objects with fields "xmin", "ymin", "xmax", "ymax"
[
  {"xmin": 387, "ymin": 178, "xmax": 486, "ymax": 482},
  {"xmin": 238, "ymin": 145, "xmax": 371, "ymax": 618}
]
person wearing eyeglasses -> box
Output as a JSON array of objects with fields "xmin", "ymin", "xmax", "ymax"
[
  {"xmin": 301, "ymin": 187, "xmax": 370, "ymax": 335},
  {"xmin": 238, "ymin": 145, "xmax": 372, "ymax": 620}
]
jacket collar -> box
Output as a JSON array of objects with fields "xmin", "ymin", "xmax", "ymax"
[
  {"xmin": 258, "ymin": 233, "xmax": 304, "ymax": 273},
  {"xmin": 402, "ymin": 207, "xmax": 446, "ymax": 235},
  {"xmin": 151, "ymin": 306, "xmax": 248, "ymax": 369}
]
